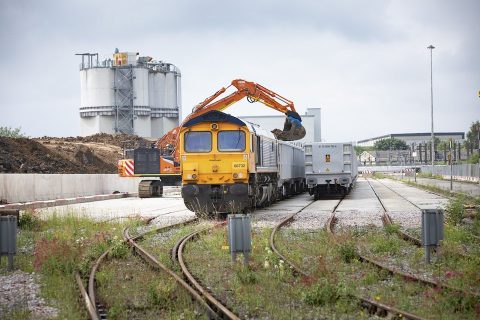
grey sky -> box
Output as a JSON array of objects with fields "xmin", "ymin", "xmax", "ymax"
[{"xmin": 0, "ymin": 0, "xmax": 478, "ymax": 141}]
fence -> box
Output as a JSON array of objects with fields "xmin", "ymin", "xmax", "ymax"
[{"xmin": 421, "ymin": 164, "xmax": 480, "ymax": 183}]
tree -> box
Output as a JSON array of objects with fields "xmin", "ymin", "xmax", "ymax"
[
  {"xmin": 466, "ymin": 121, "xmax": 480, "ymax": 150},
  {"xmin": 354, "ymin": 145, "xmax": 374, "ymax": 155},
  {"xmin": 373, "ymin": 138, "xmax": 408, "ymax": 150},
  {"xmin": 0, "ymin": 126, "xmax": 27, "ymax": 138}
]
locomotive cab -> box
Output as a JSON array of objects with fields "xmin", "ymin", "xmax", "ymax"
[{"xmin": 180, "ymin": 111, "xmax": 254, "ymax": 215}]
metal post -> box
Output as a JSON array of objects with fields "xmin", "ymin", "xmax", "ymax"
[
  {"xmin": 425, "ymin": 246, "xmax": 431, "ymax": 264},
  {"xmin": 449, "ymin": 140, "xmax": 453, "ymax": 191},
  {"xmin": 427, "ymin": 45, "xmax": 435, "ymax": 166}
]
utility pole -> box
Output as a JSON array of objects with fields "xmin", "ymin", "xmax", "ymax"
[{"xmin": 428, "ymin": 45, "xmax": 435, "ymax": 166}]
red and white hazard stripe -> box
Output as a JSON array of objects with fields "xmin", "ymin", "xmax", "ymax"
[{"xmin": 125, "ymin": 160, "xmax": 134, "ymax": 176}]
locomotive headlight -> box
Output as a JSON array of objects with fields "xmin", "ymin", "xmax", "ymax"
[
  {"xmin": 233, "ymin": 173, "xmax": 238, "ymax": 178},
  {"xmin": 233, "ymin": 173, "xmax": 243, "ymax": 179},
  {"xmin": 186, "ymin": 173, "xmax": 198, "ymax": 180}
]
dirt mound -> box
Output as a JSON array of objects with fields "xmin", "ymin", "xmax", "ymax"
[
  {"xmin": 0, "ymin": 133, "xmax": 151, "ymax": 174},
  {"xmin": 36, "ymin": 133, "xmax": 151, "ymax": 148}
]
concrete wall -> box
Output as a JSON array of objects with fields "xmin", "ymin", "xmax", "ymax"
[{"xmin": 0, "ymin": 174, "xmax": 147, "ymax": 203}]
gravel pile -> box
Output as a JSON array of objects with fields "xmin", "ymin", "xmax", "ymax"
[{"xmin": 0, "ymin": 271, "xmax": 58, "ymax": 319}]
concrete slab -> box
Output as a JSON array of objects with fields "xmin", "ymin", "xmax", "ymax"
[{"xmin": 37, "ymin": 195, "xmax": 191, "ymax": 221}]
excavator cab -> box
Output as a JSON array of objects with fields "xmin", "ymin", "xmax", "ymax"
[{"xmin": 272, "ymin": 111, "xmax": 306, "ymax": 141}]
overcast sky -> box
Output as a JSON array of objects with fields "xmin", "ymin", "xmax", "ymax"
[{"xmin": 0, "ymin": 0, "xmax": 478, "ymax": 142}]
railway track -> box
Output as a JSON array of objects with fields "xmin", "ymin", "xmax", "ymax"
[
  {"xmin": 270, "ymin": 197, "xmax": 424, "ymax": 319},
  {"xmin": 367, "ymin": 178, "xmax": 477, "ymax": 254},
  {"xmin": 172, "ymin": 222, "xmax": 240, "ymax": 320},
  {"xmin": 325, "ymin": 190, "xmax": 480, "ymax": 300},
  {"xmin": 365, "ymin": 178, "xmax": 422, "ymax": 246},
  {"xmin": 78, "ymin": 209, "xmax": 209, "ymax": 319}
]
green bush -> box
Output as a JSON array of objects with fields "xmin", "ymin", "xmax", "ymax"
[{"xmin": 0, "ymin": 126, "xmax": 27, "ymax": 138}]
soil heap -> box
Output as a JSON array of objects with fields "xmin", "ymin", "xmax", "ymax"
[{"xmin": 0, "ymin": 133, "xmax": 151, "ymax": 174}]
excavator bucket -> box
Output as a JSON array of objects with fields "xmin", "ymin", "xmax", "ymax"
[{"xmin": 272, "ymin": 115, "xmax": 306, "ymax": 141}]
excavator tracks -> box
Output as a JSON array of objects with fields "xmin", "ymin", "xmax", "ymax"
[{"xmin": 138, "ymin": 180, "xmax": 163, "ymax": 198}]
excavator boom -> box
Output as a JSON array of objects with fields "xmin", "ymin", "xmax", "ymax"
[{"xmin": 156, "ymin": 78, "xmax": 305, "ymax": 155}]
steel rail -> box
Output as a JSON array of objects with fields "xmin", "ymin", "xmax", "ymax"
[
  {"xmin": 325, "ymin": 184, "xmax": 480, "ymax": 299},
  {"xmin": 271, "ymin": 197, "xmax": 424, "ymax": 319},
  {"xmin": 123, "ymin": 223, "xmax": 219, "ymax": 319},
  {"xmin": 84, "ymin": 209, "xmax": 196, "ymax": 319},
  {"xmin": 268, "ymin": 200, "xmax": 316, "ymax": 278},
  {"xmin": 365, "ymin": 178, "xmax": 423, "ymax": 246},
  {"xmin": 176, "ymin": 224, "xmax": 240, "ymax": 320}
]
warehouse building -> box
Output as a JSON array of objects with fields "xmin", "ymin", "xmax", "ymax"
[{"xmin": 357, "ymin": 132, "xmax": 465, "ymax": 147}]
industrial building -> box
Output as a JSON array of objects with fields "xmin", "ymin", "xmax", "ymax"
[
  {"xmin": 77, "ymin": 50, "xmax": 181, "ymax": 138},
  {"xmin": 357, "ymin": 132, "xmax": 465, "ymax": 147},
  {"xmin": 240, "ymin": 108, "xmax": 322, "ymax": 143}
]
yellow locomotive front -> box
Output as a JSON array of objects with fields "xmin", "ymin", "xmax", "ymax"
[{"xmin": 180, "ymin": 111, "xmax": 254, "ymax": 215}]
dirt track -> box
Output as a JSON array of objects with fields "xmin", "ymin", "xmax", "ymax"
[{"xmin": 0, "ymin": 133, "xmax": 150, "ymax": 174}]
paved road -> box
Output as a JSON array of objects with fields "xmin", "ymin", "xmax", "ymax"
[{"xmin": 395, "ymin": 174, "xmax": 480, "ymax": 197}]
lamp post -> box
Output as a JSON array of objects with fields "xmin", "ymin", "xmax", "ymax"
[{"xmin": 427, "ymin": 45, "xmax": 435, "ymax": 166}]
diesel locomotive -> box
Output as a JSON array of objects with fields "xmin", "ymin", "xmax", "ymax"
[{"xmin": 180, "ymin": 110, "xmax": 305, "ymax": 216}]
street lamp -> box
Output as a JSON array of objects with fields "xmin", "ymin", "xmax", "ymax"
[{"xmin": 427, "ymin": 45, "xmax": 435, "ymax": 166}]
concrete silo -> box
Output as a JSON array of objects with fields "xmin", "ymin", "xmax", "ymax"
[{"xmin": 77, "ymin": 50, "xmax": 181, "ymax": 138}]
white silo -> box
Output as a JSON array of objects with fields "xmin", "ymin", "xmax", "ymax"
[{"xmin": 78, "ymin": 51, "xmax": 181, "ymax": 138}]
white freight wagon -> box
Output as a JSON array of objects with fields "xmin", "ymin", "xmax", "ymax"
[{"xmin": 304, "ymin": 142, "xmax": 357, "ymax": 199}]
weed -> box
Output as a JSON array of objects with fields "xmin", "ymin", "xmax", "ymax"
[
  {"xmin": 446, "ymin": 196, "xmax": 465, "ymax": 226},
  {"xmin": 33, "ymin": 237, "xmax": 77, "ymax": 275},
  {"xmin": 384, "ymin": 223, "xmax": 400, "ymax": 235},
  {"xmin": 107, "ymin": 304, "xmax": 124, "ymax": 319},
  {"xmin": 302, "ymin": 278, "xmax": 339, "ymax": 306},
  {"xmin": 18, "ymin": 211, "xmax": 41, "ymax": 231},
  {"xmin": 236, "ymin": 267, "xmax": 259, "ymax": 284},
  {"xmin": 370, "ymin": 235, "xmax": 401, "ymax": 254},
  {"xmin": 147, "ymin": 281, "xmax": 176, "ymax": 308},
  {"xmin": 108, "ymin": 240, "xmax": 129, "ymax": 259},
  {"xmin": 338, "ymin": 242, "xmax": 357, "ymax": 263}
]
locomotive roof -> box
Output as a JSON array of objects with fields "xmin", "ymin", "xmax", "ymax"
[
  {"xmin": 182, "ymin": 110, "xmax": 246, "ymax": 128},
  {"xmin": 182, "ymin": 110, "xmax": 278, "ymax": 140}
]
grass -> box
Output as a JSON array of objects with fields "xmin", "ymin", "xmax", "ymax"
[
  {"xmin": 274, "ymin": 226, "xmax": 480, "ymax": 319},
  {"xmin": 95, "ymin": 248, "xmax": 206, "ymax": 319},
  {"xmin": 183, "ymin": 227, "xmax": 362, "ymax": 319},
  {"xmin": 0, "ymin": 210, "xmax": 141, "ymax": 319}
]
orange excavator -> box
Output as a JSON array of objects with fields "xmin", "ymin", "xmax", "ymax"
[{"xmin": 118, "ymin": 79, "xmax": 306, "ymax": 198}]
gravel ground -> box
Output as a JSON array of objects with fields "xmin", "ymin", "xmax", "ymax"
[
  {"xmin": 0, "ymin": 271, "xmax": 58, "ymax": 319},
  {"xmin": 334, "ymin": 179, "xmax": 384, "ymax": 230},
  {"xmin": 251, "ymin": 194, "xmax": 313, "ymax": 228}
]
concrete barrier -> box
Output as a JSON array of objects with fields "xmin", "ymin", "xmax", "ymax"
[{"xmin": 0, "ymin": 174, "xmax": 149, "ymax": 203}]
